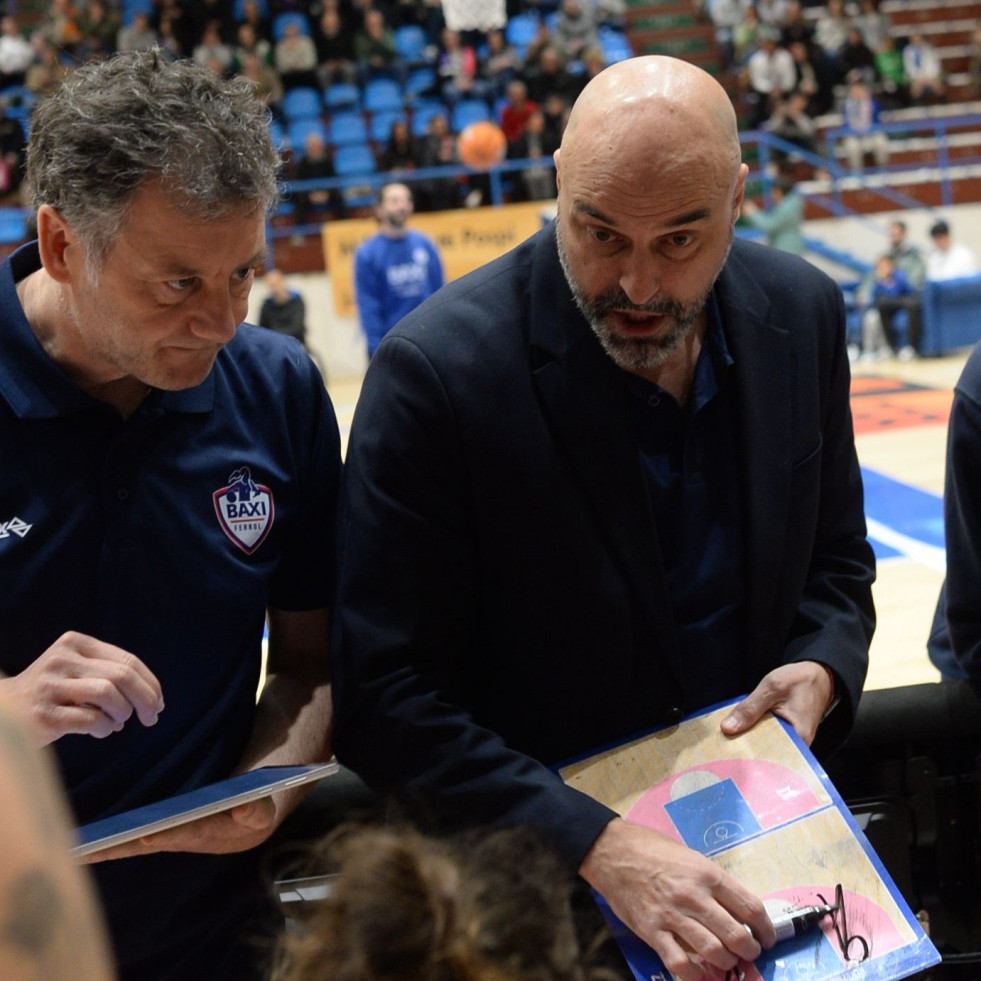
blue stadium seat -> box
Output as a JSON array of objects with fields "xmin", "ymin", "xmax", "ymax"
[
  {"xmin": 363, "ymin": 78, "xmax": 403, "ymax": 114},
  {"xmin": 451, "ymin": 98, "xmax": 490, "ymax": 133},
  {"xmin": 410, "ymin": 100, "xmax": 446, "ymax": 137},
  {"xmin": 282, "ymin": 86, "xmax": 323, "ymax": 121},
  {"xmin": 328, "ymin": 110, "xmax": 369, "ymax": 147},
  {"xmin": 287, "ymin": 118, "xmax": 328, "ymax": 154},
  {"xmin": 268, "ymin": 116, "xmax": 287, "ymax": 151},
  {"xmin": 121, "ymin": 0, "xmax": 154, "ymax": 25},
  {"xmin": 505, "ymin": 13, "xmax": 539, "ymax": 55},
  {"xmin": 0, "ymin": 208, "xmax": 28, "ymax": 245},
  {"xmin": 333, "ymin": 143, "xmax": 377, "ymax": 177},
  {"xmin": 404, "ymin": 67, "xmax": 437, "ymax": 100},
  {"xmin": 323, "ymin": 82, "xmax": 361, "ymax": 112},
  {"xmin": 272, "ymin": 11, "xmax": 311, "ymax": 40},
  {"xmin": 394, "ymin": 24, "xmax": 429, "ymax": 65},
  {"xmin": 370, "ymin": 110, "xmax": 408, "ymax": 143},
  {"xmin": 599, "ymin": 27, "xmax": 633, "ymax": 63}
]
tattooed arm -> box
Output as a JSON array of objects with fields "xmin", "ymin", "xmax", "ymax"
[{"xmin": 0, "ymin": 693, "xmax": 117, "ymax": 981}]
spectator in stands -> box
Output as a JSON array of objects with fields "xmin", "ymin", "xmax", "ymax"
[
  {"xmin": 187, "ymin": 0, "xmax": 234, "ymax": 44},
  {"xmin": 508, "ymin": 108, "xmax": 558, "ymax": 201},
  {"xmin": 740, "ymin": 173, "xmax": 805, "ymax": 255},
  {"xmin": 416, "ymin": 111, "xmax": 460, "ymax": 211},
  {"xmin": 838, "ymin": 26, "xmax": 877, "ymax": 87},
  {"xmin": 156, "ymin": 0, "xmax": 192, "ymax": 56},
  {"xmin": 437, "ymin": 27, "xmax": 484, "ymax": 103},
  {"xmin": 552, "ymin": 0, "xmax": 597, "ymax": 63},
  {"xmin": 274, "ymin": 17, "xmax": 319, "ymax": 90},
  {"xmin": 858, "ymin": 253, "xmax": 918, "ymax": 361},
  {"xmin": 542, "ymin": 90, "xmax": 571, "ymax": 148},
  {"xmin": 0, "ymin": 101, "xmax": 25, "ymax": 200},
  {"xmin": 117, "ymin": 11, "xmax": 158, "ymax": 53},
  {"xmin": 853, "ymin": 219, "xmax": 925, "ymax": 361},
  {"xmin": 523, "ymin": 46, "xmax": 580, "ymax": 105},
  {"xmin": 233, "ymin": 22, "xmax": 272, "ymax": 72},
  {"xmin": 481, "ymin": 27, "xmax": 520, "ymax": 98},
  {"xmin": 354, "ymin": 8, "xmax": 399, "ymax": 82},
  {"xmin": 0, "ymin": 16, "xmax": 36, "ymax": 89},
  {"xmin": 813, "ymin": 0, "xmax": 850, "ymax": 85},
  {"xmin": 314, "ymin": 6, "xmax": 357, "ymax": 87},
  {"xmin": 902, "ymin": 32, "xmax": 945, "ymax": 106},
  {"xmin": 240, "ymin": 50, "xmax": 284, "ymax": 112},
  {"xmin": 292, "ymin": 129, "xmax": 344, "ymax": 226},
  {"xmin": 378, "ymin": 117, "xmax": 423, "ymax": 173},
  {"xmin": 78, "ymin": 1, "xmax": 119, "ymax": 60},
  {"xmin": 755, "ymin": 0, "xmax": 789, "ymax": 28},
  {"xmin": 787, "ymin": 39, "xmax": 821, "ymax": 111},
  {"xmin": 763, "ymin": 90, "xmax": 819, "ymax": 165},
  {"xmin": 269, "ymin": 825, "xmax": 603, "ymax": 981},
  {"xmin": 499, "ymin": 78, "xmax": 539, "ymax": 142},
  {"xmin": 779, "ymin": 1, "xmax": 813, "ymax": 52},
  {"xmin": 354, "ymin": 181, "xmax": 444, "ymax": 356},
  {"xmin": 193, "ymin": 21, "xmax": 235, "ymax": 74},
  {"xmin": 24, "ymin": 41, "xmax": 70, "ymax": 98},
  {"xmin": 731, "ymin": 3, "xmax": 762, "ymax": 69},
  {"xmin": 235, "ymin": 0, "xmax": 271, "ymax": 42},
  {"xmin": 840, "ymin": 74, "xmax": 889, "ymax": 172},
  {"xmin": 744, "ymin": 26, "xmax": 796, "ymax": 129},
  {"xmin": 520, "ymin": 20, "xmax": 554, "ymax": 74},
  {"xmin": 706, "ymin": 0, "xmax": 752, "ymax": 72},
  {"xmin": 926, "ymin": 220, "xmax": 978, "ymax": 281},
  {"xmin": 853, "ymin": 0, "xmax": 890, "ymax": 55},
  {"xmin": 875, "ymin": 35, "xmax": 908, "ymax": 108},
  {"xmin": 39, "ymin": 0, "xmax": 82, "ymax": 56},
  {"xmin": 259, "ymin": 268, "xmax": 309, "ymax": 348}
]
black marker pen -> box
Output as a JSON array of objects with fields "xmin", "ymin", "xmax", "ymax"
[{"xmin": 769, "ymin": 904, "xmax": 837, "ymax": 943}]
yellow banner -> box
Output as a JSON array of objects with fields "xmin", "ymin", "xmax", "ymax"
[{"xmin": 322, "ymin": 201, "xmax": 552, "ymax": 316}]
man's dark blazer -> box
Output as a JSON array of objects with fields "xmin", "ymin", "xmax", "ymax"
[{"xmin": 333, "ymin": 223, "xmax": 875, "ymax": 865}]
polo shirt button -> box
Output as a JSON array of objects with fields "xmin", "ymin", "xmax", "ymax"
[
  {"xmin": 117, "ymin": 488, "xmax": 129, "ymax": 501},
  {"xmin": 648, "ymin": 394, "xmax": 660, "ymax": 408},
  {"xmin": 666, "ymin": 706, "xmax": 684, "ymax": 723}
]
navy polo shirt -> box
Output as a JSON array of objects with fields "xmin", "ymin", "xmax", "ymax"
[
  {"xmin": 0, "ymin": 243, "xmax": 340, "ymax": 976},
  {"xmin": 625, "ymin": 296, "xmax": 746, "ymax": 708}
]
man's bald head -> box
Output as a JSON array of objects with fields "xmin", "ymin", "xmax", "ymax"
[{"xmin": 557, "ymin": 56, "xmax": 742, "ymax": 189}]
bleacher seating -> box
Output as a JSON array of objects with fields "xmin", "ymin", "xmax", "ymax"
[
  {"xmin": 324, "ymin": 83, "xmax": 361, "ymax": 113},
  {"xmin": 363, "ymin": 78, "xmax": 404, "ymax": 115},
  {"xmin": 451, "ymin": 98, "xmax": 491, "ymax": 133},
  {"xmin": 328, "ymin": 111, "xmax": 370, "ymax": 147},
  {"xmin": 286, "ymin": 117, "xmax": 327, "ymax": 154},
  {"xmin": 394, "ymin": 25, "xmax": 431, "ymax": 67},
  {"xmin": 410, "ymin": 99, "xmax": 448, "ymax": 137},
  {"xmin": 282, "ymin": 87, "xmax": 323, "ymax": 121},
  {"xmin": 919, "ymin": 275, "xmax": 981, "ymax": 356},
  {"xmin": 272, "ymin": 11, "xmax": 311, "ymax": 40},
  {"xmin": 370, "ymin": 110, "xmax": 407, "ymax": 144}
]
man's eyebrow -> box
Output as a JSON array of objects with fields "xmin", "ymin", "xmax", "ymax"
[
  {"xmin": 571, "ymin": 201, "xmax": 712, "ymax": 228},
  {"xmin": 156, "ymin": 249, "xmax": 268, "ymax": 277}
]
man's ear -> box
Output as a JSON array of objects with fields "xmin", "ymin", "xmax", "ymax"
[{"xmin": 36, "ymin": 204, "xmax": 81, "ymax": 285}]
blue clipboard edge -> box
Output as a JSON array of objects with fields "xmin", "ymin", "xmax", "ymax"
[
  {"xmin": 71, "ymin": 761, "xmax": 339, "ymax": 858},
  {"xmin": 554, "ymin": 697, "xmax": 942, "ymax": 981}
]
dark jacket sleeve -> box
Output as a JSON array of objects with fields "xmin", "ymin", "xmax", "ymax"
[{"xmin": 331, "ymin": 333, "xmax": 616, "ymax": 865}]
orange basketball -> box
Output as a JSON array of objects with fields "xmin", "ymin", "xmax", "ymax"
[{"xmin": 457, "ymin": 120, "xmax": 507, "ymax": 169}]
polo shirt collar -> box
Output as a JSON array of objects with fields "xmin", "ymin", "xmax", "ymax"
[{"xmin": 0, "ymin": 241, "xmax": 215, "ymax": 419}]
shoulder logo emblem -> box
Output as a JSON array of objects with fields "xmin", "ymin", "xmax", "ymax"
[{"xmin": 213, "ymin": 467, "xmax": 274, "ymax": 554}]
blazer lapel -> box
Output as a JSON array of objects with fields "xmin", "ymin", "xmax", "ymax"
[{"xmin": 525, "ymin": 226, "xmax": 684, "ymax": 676}]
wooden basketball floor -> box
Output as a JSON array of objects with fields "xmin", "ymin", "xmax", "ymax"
[{"xmin": 327, "ymin": 349, "xmax": 970, "ymax": 694}]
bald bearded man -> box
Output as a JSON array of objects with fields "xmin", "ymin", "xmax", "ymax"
[{"xmin": 333, "ymin": 56, "xmax": 874, "ymax": 980}]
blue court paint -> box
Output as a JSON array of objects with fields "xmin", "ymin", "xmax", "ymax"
[{"xmin": 861, "ymin": 466, "xmax": 945, "ymax": 565}]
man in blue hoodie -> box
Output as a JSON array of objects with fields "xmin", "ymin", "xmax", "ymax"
[{"xmin": 353, "ymin": 182, "xmax": 444, "ymax": 356}]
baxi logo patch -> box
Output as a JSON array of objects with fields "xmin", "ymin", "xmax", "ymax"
[{"xmin": 213, "ymin": 467, "xmax": 274, "ymax": 554}]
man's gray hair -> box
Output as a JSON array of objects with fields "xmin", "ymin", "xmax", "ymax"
[{"xmin": 26, "ymin": 50, "xmax": 281, "ymax": 267}]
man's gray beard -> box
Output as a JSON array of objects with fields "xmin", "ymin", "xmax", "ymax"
[{"xmin": 555, "ymin": 221, "xmax": 732, "ymax": 374}]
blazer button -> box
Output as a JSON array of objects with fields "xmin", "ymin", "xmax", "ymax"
[{"xmin": 666, "ymin": 706, "xmax": 684, "ymax": 723}]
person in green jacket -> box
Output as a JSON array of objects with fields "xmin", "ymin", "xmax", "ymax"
[{"xmin": 740, "ymin": 174, "xmax": 805, "ymax": 255}]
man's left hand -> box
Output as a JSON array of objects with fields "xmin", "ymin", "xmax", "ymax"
[
  {"xmin": 719, "ymin": 661, "xmax": 835, "ymax": 746},
  {"xmin": 77, "ymin": 796, "xmax": 277, "ymax": 864}
]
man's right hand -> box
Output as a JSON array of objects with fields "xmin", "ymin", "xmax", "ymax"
[
  {"xmin": 580, "ymin": 818, "xmax": 775, "ymax": 981},
  {"xmin": 0, "ymin": 632, "xmax": 164, "ymax": 746}
]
